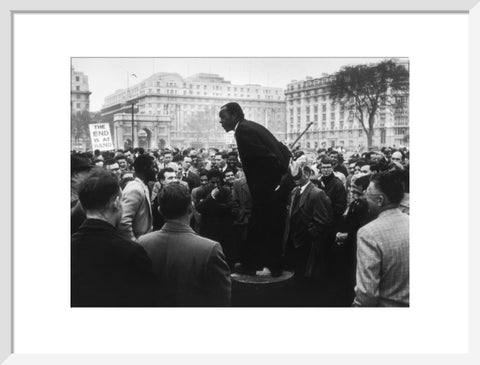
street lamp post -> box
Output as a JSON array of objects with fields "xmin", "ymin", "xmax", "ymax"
[
  {"xmin": 126, "ymin": 72, "xmax": 138, "ymax": 149},
  {"xmin": 131, "ymin": 102, "xmax": 135, "ymax": 149}
]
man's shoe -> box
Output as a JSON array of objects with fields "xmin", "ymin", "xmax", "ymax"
[
  {"xmin": 269, "ymin": 268, "xmax": 283, "ymax": 278},
  {"xmin": 234, "ymin": 263, "xmax": 256, "ymax": 276}
]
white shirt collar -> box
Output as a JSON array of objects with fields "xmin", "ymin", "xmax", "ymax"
[
  {"xmin": 299, "ymin": 181, "xmax": 311, "ymax": 194},
  {"xmin": 234, "ymin": 121, "xmax": 240, "ymax": 132}
]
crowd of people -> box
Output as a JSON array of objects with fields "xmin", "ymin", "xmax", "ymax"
[{"xmin": 71, "ymin": 102, "xmax": 410, "ymax": 307}]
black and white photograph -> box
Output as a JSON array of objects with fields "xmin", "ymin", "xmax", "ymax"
[{"xmin": 70, "ymin": 57, "xmax": 410, "ymax": 308}]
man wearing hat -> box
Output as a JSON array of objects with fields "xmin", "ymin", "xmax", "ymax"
[{"xmin": 71, "ymin": 154, "xmax": 93, "ymax": 234}]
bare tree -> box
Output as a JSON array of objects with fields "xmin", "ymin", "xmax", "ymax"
[{"xmin": 329, "ymin": 60, "xmax": 409, "ymax": 148}]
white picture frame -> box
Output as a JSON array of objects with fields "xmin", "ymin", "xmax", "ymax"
[{"xmin": 2, "ymin": 0, "xmax": 479, "ymax": 364}]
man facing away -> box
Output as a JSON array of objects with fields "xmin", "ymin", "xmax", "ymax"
[
  {"xmin": 118, "ymin": 155, "xmax": 156, "ymax": 240},
  {"xmin": 353, "ymin": 170, "xmax": 409, "ymax": 307},
  {"xmin": 71, "ymin": 168, "xmax": 158, "ymax": 307},
  {"xmin": 138, "ymin": 184, "xmax": 231, "ymax": 307}
]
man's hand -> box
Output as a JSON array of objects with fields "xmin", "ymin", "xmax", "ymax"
[
  {"xmin": 211, "ymin": 187, "xmax": 220, "ymax": 199},
  {"xmin": 335, "ymin": 232, "xmax": 348, "ymax": 245}
]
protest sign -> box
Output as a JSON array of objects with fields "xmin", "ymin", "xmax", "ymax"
[{"xmin": 89, "ymin": 123, "xmax": 114, "ymax": 151}]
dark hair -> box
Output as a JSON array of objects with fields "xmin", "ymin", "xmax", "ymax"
[
  {"xmin": 158, "ymin": 184, "xmax": 191, "ymax": 220},
  {"xmin": 103, "ymin": 158, "xmax": 117, "ymax": 167},
  {"xmin": 360, "ymin": 160, "xmax": 374, "ymax": 168},
  {"xmin": 370, "ymin": 160, "xmax": 389, "ymax": 173},
  {"xmin": 78, "ymin": 168, "xmax": 120, "ymax": 211},
  {"xmin": 158, "ymin": 167, "xmax": 175, "ymax": 181},
  {"xmin": 223, "ymin": 168, "xmax": 235, "ymax": 178},
  {"xmin": 227, "ymin": 151, "xmax": 238, "ymax": 159},
  {"xmin": 133, "ymin": 154, "xmax": 154, "ymax": 174},
  {"xmin": 320, "ymin": 157, "xmax": 334, "ymax": 165},
  {"xmin": 137, "ymin": 147, "xmax": 145, "ymax": 155},
  {"xmin": 172, "ymin": 154, "xmax": 184, "ymax": 163},
  {"xmin": 198, "ymin": 169, "xmax": 208, "ymax": 178},
  {"xmin": 220, "ymin": 102, "xmax": 245, "ymax": 120},
  {"xmin": 115, "ymin": 153, "xmax": 127, "ymax": 162},
  {"xmin": 207, "ymin": 169, "xmax": 222, "ymax": 180},
  {"xmin": 71, "ymin": 155, "xmax": 92, "ymax": 175},
  {"xmin": 94, "ymin": 149, "xmax": 101, "ymax": 156},
  {"xmin": 370, "ymin": 170, "xmax": 405, "ymax": 205}
]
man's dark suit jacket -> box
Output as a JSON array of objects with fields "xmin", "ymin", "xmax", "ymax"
[
  {"xmin": 182, "ymin": 170, "xmax": 201, "ymax": 191},
  {"xmin": 283, "ymin": 183, "xmax": 333, "ymax": 250},
  {"xmin": 235, "ymin": 119, "xmax": 291, "ymax": 202},
  {"xmin": 71, "ymin": 219, "xmax": 158, "ymax": 307},
  {"xmin": 283, "ymin": 183, "xmax": 333, "ymax": 278},
  {"xmin": 234, "ymin": 119, "xmax": 293, "ymax": 268},
  {"xmin": 321, "ymin": 173, "xmax": 348, "ymax": 230},
  {"xmin": 138, "ymin": 221, "xmax": 231, "ymax": 306}
]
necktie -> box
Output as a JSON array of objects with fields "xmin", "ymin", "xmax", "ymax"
[{"xmin": 291, "ymin": 188, "xmax": 302, "ymax": 213}]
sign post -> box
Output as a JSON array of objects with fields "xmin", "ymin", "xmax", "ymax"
[{"xmin": 89, "ymin": 123, "xmax": 114, "ymax": 151}]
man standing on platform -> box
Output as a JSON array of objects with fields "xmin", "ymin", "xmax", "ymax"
[{"xmin": 219, "ymin": 102, "xmax": 292, "ymax": 276}]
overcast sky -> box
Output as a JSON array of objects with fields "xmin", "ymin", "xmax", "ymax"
[{"xmin": 72, "ymin": 57, "xmax": 401, "ymax": 111}]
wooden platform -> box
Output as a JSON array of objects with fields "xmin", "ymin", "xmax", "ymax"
[{"xmin": 231, "ymin": 269, "xmax": 294, "ymax": 285}]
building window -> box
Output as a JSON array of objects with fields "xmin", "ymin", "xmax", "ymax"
[
  {"xmin": 76, "ymin": 94, "xmax": 80, "ymax": 99},
  {"xmin": 76, "ymin": 103, "xmax": 80, "ymax": 108},
  {"xmin": 76, "ymin": 86, "xmax": 80, "ymax": 91}
]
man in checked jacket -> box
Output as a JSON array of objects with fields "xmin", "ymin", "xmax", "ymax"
[{"xmin": 353, "ymin": 170, "xmax": 409, "ymax": 307}]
